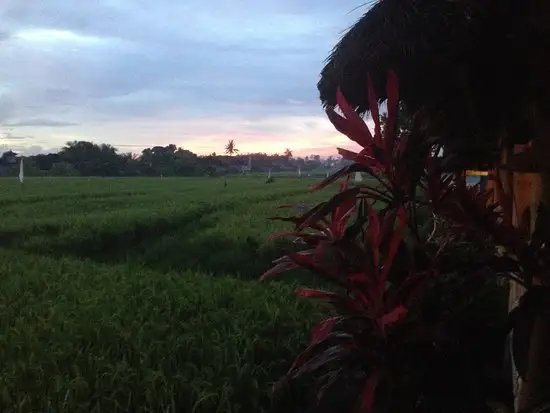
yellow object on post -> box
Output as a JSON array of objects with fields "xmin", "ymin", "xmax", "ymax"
[{"xmin": 465, "ymin": 170, "xmax": 489, "ymax": 176}]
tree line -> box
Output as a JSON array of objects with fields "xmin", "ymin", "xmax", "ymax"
[{"xmin": 0, "ymin": 140, "xmax": 339, "ymax": 177}]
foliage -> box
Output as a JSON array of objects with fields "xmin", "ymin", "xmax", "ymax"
[
  {"xmin": 225, "ymin": 139, "xmax": 239, "ymax": 156},
  {"xmin": 0, "ymin": 177, "xmax": 336, "ymax": 412},
  {"xmin": 261, "ymin": 71, "xmax": 547, "ymax": 412},
  {"xmin": 0, "ymin": 143, "xmax": 336, "ymax": 178}
]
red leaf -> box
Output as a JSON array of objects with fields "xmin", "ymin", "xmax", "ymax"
[
  {"xmin": 390, "ymin": 272, "xmax": 433, "ymax": 309},
  {"xmin": 260, "ymin": 258, "xmax": 299, "ymax": 281},
  {"xmin": 309, "ymin": 316, "xmax": 342, "ymax": 343},
  {"xmin": 367, "ymin": 74, "xmax": 382, "ymax": 146},
  {"xmin": 396, "ymin": 132, "xmax": 410, "ymax": 161},
  {"xmin": 326, "ymin": 108, "xmax": 372, "ymax": 149},
  {"xmin": 333, "ymin": 184, "xmax": 357, "ymax": 236},
  {"xmin": 381, "ymin": 207, "xmax": 407, "ymax": 283},
  {"xmin": 338, "ymin": 148, "xmax": 373, "ymax": 165},
  {"xmin": 325, "ymin": 108, "xmax": 353, "ymax": 137},
  {"xmin": 384, "ymin": 70, "xmax": 399, "ymax": 162},
  {"xmin": 366, "ymin": 201, "xmax": 381, "ymax": 272},
  {"xmin": 379, "ymin": 209, "xmax": 396, "ymax": 238},
  {"xmin": 337, "ymin": 147, "xmax": 361, "ymax": 161},
  {"xmin": 311, "ymin": 163, "xmax": 361, "ymax": 192},
  {"xmin": 296, "ymin": 288, "xmax": 365, "ymax": 313},
  {"xmin": 287, "ymin": 252, "xmax": 345, "ymax": 282},
  {"xmin": 355, "ymin": 370, "xmax": 381, "ymax": 413},
  {"xmin": 347, "ymin": 276, "xmax": 377, "ymax": 309},
  {"xmin": 348, "ymin": 272, "xmax": 372, "ymax": 285},
  {"xmin": 340, "ymin": 173, "xmax": 350, "ymax": 192},
  {"xmin": 289, "ymin": 343, "xmax": 355, "ymax": 379},
  {"xmin": 287, "ymin": 251, "xmax": 316, "ymax": 266},
  {"xmin": 335, "ymin": 88, "xmax": 374, "ymax": 147},
  {"xmin": 381, "ymin": 305, "xmax": 407, "ymax": 326},
  {"xmin": 295, "ymin": 288, "xmax": 337, "ymax": 299},
  {"xmin": 300, "ymin": 187, "xmax": 361, "ymax": 235},
  {"xmin": 337, "ymin": 148, "xmax": 383, "ymax": 172},
  {"xmin": 299, "ymin": 234, "xmax": 329, "ymax": 245}
]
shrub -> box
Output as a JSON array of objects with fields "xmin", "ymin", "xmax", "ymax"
[{"xmin": 261, "ymin": 72, "xmax": 550, "ymax": 412}]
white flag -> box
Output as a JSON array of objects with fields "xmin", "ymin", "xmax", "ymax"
[
  {"xmin": 298, "ymin": 167, "xmax": 301, "ymax": 177},
  {"xmin": 18, "ymin": 156, "xmax": 24, "ymax": 183},
  {"xmin": 354, "ymin": 171, "xmax": 363, "ymax": 182},
  {"xmin": 267, "ymin": 169, "xmax": 272, "ymax": 179}
]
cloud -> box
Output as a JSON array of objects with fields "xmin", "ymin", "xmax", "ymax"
[
  {"xmin": 4, "ymin": 119, "xmax": 79, "ymax": 127},
  {"xmin": 0, "ymin": 143, "xmax": 60, "ymax": 156},
  {"xmin": 0, "ymin": 0, "xmax": 369, "ymax": 155},
  {"xmin": 0, "ymin": 130, "xmax": 60, "ymax": 155},
  {"xmin": 0, "ymin": 133, "xmax": 28, "ymax": 141},
  {"xmin": 0, "ymin": 93, "xmax": 15, "ymax": 123}
]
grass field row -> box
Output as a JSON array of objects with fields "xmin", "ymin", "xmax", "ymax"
[
  {"xmin": 0, "ymin": 249, "xmax": 321, "ymax": 412},
  {"xmin": 0, "ymin": 176, "xmax": 333, "ymax": 412}
]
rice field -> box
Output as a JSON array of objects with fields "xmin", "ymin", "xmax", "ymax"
[{"xmin": 0, "ymin": 176, "xmax": 333, "ymax": 413}]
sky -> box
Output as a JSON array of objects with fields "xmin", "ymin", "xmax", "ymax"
[{"xmin": 0, "ymin": 0, "xmax": 370, "ymax": 157}]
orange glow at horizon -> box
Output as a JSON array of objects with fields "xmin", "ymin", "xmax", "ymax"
[
  {"xmin": 5, "ymin": 115, "xmax": 370, "ymax": 158},
  {"xmin": 183, "ymin": 136, "xmax": 363, "ymax": 158}
]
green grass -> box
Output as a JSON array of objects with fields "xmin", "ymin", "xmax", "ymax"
[{"xmin": 0, "ymin": 176, "xmax": 335, "ymax": 413}]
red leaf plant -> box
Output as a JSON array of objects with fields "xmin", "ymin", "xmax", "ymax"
[{"xmin": 260, "ymin": 71, "xmax": 548, "ymax": 413}]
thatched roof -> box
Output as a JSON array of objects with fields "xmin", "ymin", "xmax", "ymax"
[{"xmin": 318, "ymin": 0, "xmax": 550, "ymax": 168}]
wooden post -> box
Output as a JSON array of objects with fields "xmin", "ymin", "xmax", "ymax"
[
  {"xmin": 515, "ymin": 132, "xmax": 550, "ymax": 412},
  {"xmin": 498, "ymin": 109, "xmax": 550, "ymax": 413},
  {"xmin": 494, "ymin": 141, "xmax": 544, "ymax": 412},
  {"xmin": 512, "ymin": 149, "xmax": 541, "ymax": 412},
  {"xmin": 497, "ymin": 145, "xmax": 520, "ymax": 410}
]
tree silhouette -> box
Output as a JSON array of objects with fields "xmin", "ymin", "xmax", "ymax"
[
  {"xmin": 225, "ymin": 140, "xmax": 238, "ymax": 156},
  {"xmin": 0, "ymin": 140, "xmax": 308, "ymax": 177},
  {"xmin": 284, "ymin": 148, "xmax": 293, "ymax": 158}
]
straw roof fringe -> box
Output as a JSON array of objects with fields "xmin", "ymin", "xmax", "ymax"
[{"xmin": 318, "ymin": 0, "xmax": 550, "ymax": 168}]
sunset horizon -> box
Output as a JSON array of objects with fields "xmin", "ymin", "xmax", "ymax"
[{"xmin": 0, "ymin": 1, "xmax": 369, "ymax": 159}]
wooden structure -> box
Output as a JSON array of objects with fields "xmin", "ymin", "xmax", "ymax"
[
  {"xmin": 465, "ymin": 169, "xmax": 489, "ymax": 191},
  {"xmin": 317, "ymin": 0, "xmax": 550, "ymax": 411}
]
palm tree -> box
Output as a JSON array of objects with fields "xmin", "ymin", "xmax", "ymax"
[
  {"xmin": 225, "ymin": 140, "xmax": 238, "ymax": 156},
  {"xmin": 284, "ymin": 148, "xmax": 293, "ymax": 158}
]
